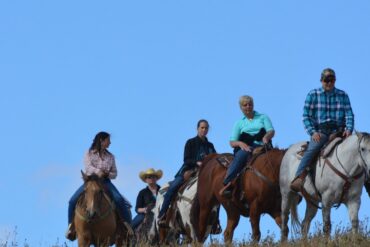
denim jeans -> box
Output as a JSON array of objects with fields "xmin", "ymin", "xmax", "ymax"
[
  {"xmin": 131, "ymin": 213, "xmax": 145, "ymax": 230},
  {"xmin": 158, "ymin": 175, "xmax": 184, "ymax": 218},
  {"xmin": 223, "ymin": 149, "xmax": 253, "ymax": 185},
  {"xmin": 67, "ymin": 179, "xmax": 132, "ymax": 224},
  {"xmin": 68, "ymin": 184, "xmax": 84, "ymax": 224},
  {"xmin": 295, "ymin": 133, "xmax": 329, "ymax": 177}
]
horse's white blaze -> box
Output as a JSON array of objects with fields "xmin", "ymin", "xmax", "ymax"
[{"xmin": 280, "ymin": 133, "xmax": 370, "ymax": 240}]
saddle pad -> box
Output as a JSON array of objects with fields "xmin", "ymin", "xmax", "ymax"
[{"xmin": 216, "ymin": 154, "xmax": 233, "ymax": 168}]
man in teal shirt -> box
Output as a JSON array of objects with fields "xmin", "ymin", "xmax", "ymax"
[{"xmin": 220, "ymin": 95, "xmax": 275, "ymax": 198}]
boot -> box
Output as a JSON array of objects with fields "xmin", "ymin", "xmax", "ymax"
[
  {"xmin": 65, "ymin": 223, "xmax": 76, "ymax": 241},
  {"xmin": 290, "ymin": 175, "xmax": 305, "ymax": 192},
  {"xmin": 158, "ymin": 213, "xmax": 167, "ymax": 227},
  {"xmin": 219, "ymin": 182, "xmax": 233, "ymax": 198}
]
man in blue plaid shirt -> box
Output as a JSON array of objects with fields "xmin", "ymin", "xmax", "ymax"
[{"xmin": 290, "ymin": 68, "xmax": 354, "ymax": 192}]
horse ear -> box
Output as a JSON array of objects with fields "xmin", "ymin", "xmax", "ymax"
[{"xmin": 81, "ymin": 170, "xmax": 88, "ymax": 182}]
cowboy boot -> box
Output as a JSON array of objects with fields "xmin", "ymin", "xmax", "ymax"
[
  {"xmin": 219, "ymin": 182, "xmax": 233, "ymax": 198},
  {"xmin": 65, "ymin": 223, "xmax": 76, "ymax": 241},
  {"xmin": 290, "ymin": 172, "xmax": 307, "ymax": 192}
]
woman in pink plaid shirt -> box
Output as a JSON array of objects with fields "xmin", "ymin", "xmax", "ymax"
[{"xmin": 65, "ymin": 131, "xmax": 132, "ymax": 241}]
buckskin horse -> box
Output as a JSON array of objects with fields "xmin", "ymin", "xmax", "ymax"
[
  {"xmin": 191, "ymin": 148, "xmax": 286, "ymax": 243},
  {"xmin": 74, "ymin": 172, "xmax": 132, "ymax": 247},
  {"xmin": 280, "ymin": 132, "xmax": 370, "ymax": 241}
]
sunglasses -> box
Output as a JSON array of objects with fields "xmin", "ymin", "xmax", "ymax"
[
  {"xmin": 323, "ymin": 75, "xmax": 335, "ymax": 83},
  {"xmin": 145, "ymin": 175, "xmax": 157, "ymax": 179}
]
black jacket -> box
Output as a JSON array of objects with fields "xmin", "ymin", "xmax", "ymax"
[
  {"xmin": 135, "ymin": 185, "xmax": 160, "ymax": 213},
  {"xmin": 175, "ymin": 136, "xmax": 216, "ymax": 177}
]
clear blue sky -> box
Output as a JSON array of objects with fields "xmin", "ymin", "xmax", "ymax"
[{"xmin": 1, "ymin": 1, "xmax": 370, "ymax": 246}]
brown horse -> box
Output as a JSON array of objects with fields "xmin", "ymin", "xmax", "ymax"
[
  {"xmin": 191, "ymin": 148, "xmax": 286, "ymax": 243},
  {"xmin": 74, "ymin": 172, "xmax": 131, "ymax": 247}
]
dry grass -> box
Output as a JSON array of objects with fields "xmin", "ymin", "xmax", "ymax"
[{"xmin": 1, "ymin": 222, "xmax": 369, "ymax": 247}]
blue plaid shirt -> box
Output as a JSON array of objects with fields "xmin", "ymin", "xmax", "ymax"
[{"xmin": 303, "ymin": 87, "xmax": 354, "ymax": 136}]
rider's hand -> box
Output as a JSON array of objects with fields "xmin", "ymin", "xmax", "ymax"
[
  {"xmin": 343, "ymin": 130, "xmax": 352, "ymax": 138},
  {"xmin": 196, "ymin": 161, "xmax": 202, "ymax": 166},
  {"xmin": 239, "ymin": 142, "xmax": 252, "ymax": 152},
  {"xmin": 96, "ymin": 170, "xmax": 105, "ymax": 178},
  {"xmin": 312, "ymin": 132, "xmax": 321, "ymax": 143},
  {"xmin": 262, "ymin": 136, "xmax": 270, "ymax": 144}
]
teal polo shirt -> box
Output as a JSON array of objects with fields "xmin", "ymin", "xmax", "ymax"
[{"xmin": 230, "ymin": 111, "xmax": 274, "ymax": 145}]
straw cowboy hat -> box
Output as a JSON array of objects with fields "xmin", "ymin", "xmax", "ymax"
[{"xmin": 139, "ymin": 168, "xmax": 163, "ymax": 182}]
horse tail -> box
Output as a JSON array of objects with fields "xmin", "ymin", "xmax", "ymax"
[
  {"xmin": 190, "ymin": 191, "xmax": 200, "ymax": 241},
  {"xmin": 290, "ymin": 195, "xmax": 301, "ymax": 236}
]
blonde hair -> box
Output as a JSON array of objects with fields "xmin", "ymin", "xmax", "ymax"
[{"xmin": 239, "ymin": 95, "xmax": 254, "ymax": 106}]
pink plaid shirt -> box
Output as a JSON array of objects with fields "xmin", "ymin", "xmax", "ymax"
[{"xmin": 84, "ymin": 150, "xmax": 117, "ymax": 179}]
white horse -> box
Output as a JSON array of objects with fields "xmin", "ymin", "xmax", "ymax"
[
  {"xmin": 280, "ymin": 132, "xmax": 370, "ymax": 240},
  {"xmin": 149, "ymin": 176, "xmax": 198, "ymax": 244}
]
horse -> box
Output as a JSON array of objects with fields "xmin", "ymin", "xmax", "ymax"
[
  {"xmin": 192, "ymin": 148, "xmax": 286, "ymax": 243},
  {"xmin": 279, "ymin": 132, "xmax": 370, "ymax": 241},
  {"xmin": 149, "ymin": 174, "xmax": 199, "ymax": 244},
  {"xmin": 74, "ymin": 172, "xmax": 131, "ymax": 247},
  {"xmin": 133, "ymin": 203, "xmax": 156, "ymax": 245}
]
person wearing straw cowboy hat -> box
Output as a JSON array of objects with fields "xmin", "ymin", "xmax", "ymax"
[{"xmin": 131, "ymin": 168, "xmax": 163, "ymax": 230}]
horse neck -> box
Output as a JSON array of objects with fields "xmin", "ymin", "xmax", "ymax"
[{"xmin": 334, "ymin": 135, "xmax": 362, "ymax": 174}]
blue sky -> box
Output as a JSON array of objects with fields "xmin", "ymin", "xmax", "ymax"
[{"xmin": 1, "ymin": 0, "xmax": 370, "ymax": 245}]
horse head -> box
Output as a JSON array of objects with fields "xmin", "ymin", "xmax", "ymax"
[
  {"xmin": 356, "ymin": 132, "xmax": 370, "ymax": 178},
  {"xmin": 81, "ymin": 171, "xmax": 106, "ymax": 221}
]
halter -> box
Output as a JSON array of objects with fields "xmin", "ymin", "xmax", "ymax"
[{"xmin": 75, "ymin": 185, "xmax": 116, "ymax": 223}]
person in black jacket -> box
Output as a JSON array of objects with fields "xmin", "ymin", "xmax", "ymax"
[
  {"xmin": 158, "ymin": 119, "xmax": 216, "ymax": 224},
  {"xmin": 131, "ymin": 168, "xmax": 162, "ymax": 230}
]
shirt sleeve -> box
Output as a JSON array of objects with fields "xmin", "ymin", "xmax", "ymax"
[
  {"xmin": 302, "ymin": 91, "xmax": 316, "ymax": 136},
  {"xmin": 230, "ymin": 120, "xmax": 241, "ymax": 141},
  {"xmin": 108, "ymin": 155, "xmax": 117, "ymax": 179},
  {"xmin": 135, "ymin": 190, "xmax": 144, "ymax": 213},
  {"xmin": 84, "ymin": 152, "xmax": 101, "ymax": 176},
  {"xmin": 262, "ymin": 114, "xmax": 274, "ymax": 132},
  {"xmin": 183, "ymin": 139, "xmax": 195, "ymax": 165},
  {"xmin": 343, "ymin": 93, "xmax": 354, "ymax": 132}
]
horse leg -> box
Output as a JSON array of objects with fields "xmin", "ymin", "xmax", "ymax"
[
  {"xmin": 249, "ymin": 202, "xmax": 262, "ymax": 242},
  {"xmin": 77, "ymin": 235, "xmax": 90, "ymax": 247},
  {"xmin": 301, "ymin": 203, "xmax": 318, "ymax": 238},
  {"xmin": 322, "ymin": 206, "xmax": 332, "ymax": 237},
  {"xmin": 280, "ymin": 191, "xmax": 292, "ymax": 242},
  {"xmin": 223, "ymin": 205, "xmax": 240, "ymax": 243},
  {"xmin": 198, "ymin": 205, "xmax": 212, "ymax": 242},
  {"xmin": 346, "ymin": 198, "xmax": 360, "ymax": 233}
]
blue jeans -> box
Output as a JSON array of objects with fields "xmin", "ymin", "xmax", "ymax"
[
  {"xmin": 295, "ymin": 134, "xmax": 329, "ymax": 177},
  {"xmin": 68, "ymin": 179, "xmax": 132, "ymax": 224},
  {"xmin": 223, "ymin": 149, "xmax": 253, "ymax": 185},
  {"xmin": 132, "ymin": 213, "xmax": 145, "ymax": 230},
  {"xmin": 158, "ymin": 175, "xmax": 184, "ymax": 218}
]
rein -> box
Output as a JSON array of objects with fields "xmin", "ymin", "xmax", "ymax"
[{"xmin": 76, "ymin": 187, "xmax": 116, "ymax": 223}]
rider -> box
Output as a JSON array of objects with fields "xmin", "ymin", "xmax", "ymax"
[
  {"xmin": 157, "ymin": 119, "xmax": 217, "ymax": 227},
  {"xmin": 290, "ymin": 68, "xmax": 354, "ymax": 192},
  {"xmin": 131, "ymin": 168, "xmax": 162, "ymax": 230},
  {"xmin": 65, "ymin": 131, "xmax": 133, "ymax": 240},
  {"xmin": 220, "ymin": 95, "xmax": 275, "ymax": 198}
]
